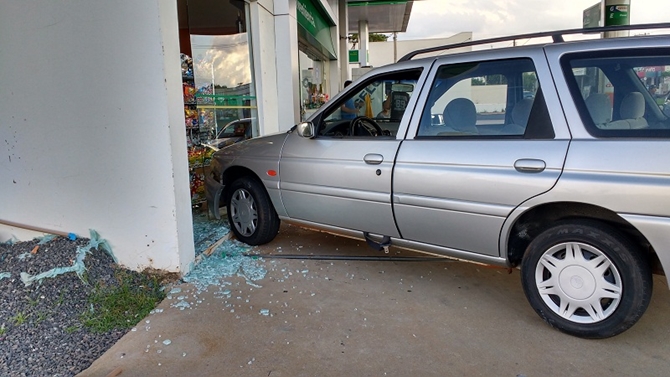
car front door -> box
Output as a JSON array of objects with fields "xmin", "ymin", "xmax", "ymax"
[
  {"xmin": 393, "ymin": 54, "xmax": 570, "ymax": 257},
  {"xmin": 279, "ymin": 68, "xmax": 426, "ymax": 236}
]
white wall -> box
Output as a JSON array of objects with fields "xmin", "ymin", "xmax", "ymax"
[
  {"xmin": 250, "ymin": 0, "xmax": 343, "ymax": 133},
  {"xmin": 250, "ymin": 0, "xmax": 280, "ymax": 135},
  {"xmin": 0, "ymin": 0, "xmax": 194, "ymax": 273},
  {"xmin": 274, "ymin": 0, "xmax": 302, "ymax": 132},
  {"xmin": 352, "ymin": 32, "xmax": 473, "ymax": 72},
  {"xmin": 471, "ymin": 85, "xmax": 508, "ymax": 112}
]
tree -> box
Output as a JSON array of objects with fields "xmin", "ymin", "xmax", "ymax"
[
  {"xmin": 348, "ymin": 33, "xmax": 390, "ymax": 48},
  {"xmin": 471, "ymin": 77, "xmax": 485, "ymax": 86},
  {"xmin": 523, "ymin": 72, "xmax": 538, "ymax": 92},
  {"xmin": 486, "ymin": 74, "xmax": 507, "ymax": 85}
]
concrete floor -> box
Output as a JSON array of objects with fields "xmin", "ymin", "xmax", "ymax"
[{"xmin": 79, "ymin": 223, "xmax": 670, "ymax": 377}]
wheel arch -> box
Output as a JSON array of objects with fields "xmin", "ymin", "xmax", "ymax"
[
  {"xmin": 221, "ymin": 166, "xmax": 263, "ymax": 203},
  {"xmin": 505, "ymin": 201, "xmax": 663, "ymax": 275}
]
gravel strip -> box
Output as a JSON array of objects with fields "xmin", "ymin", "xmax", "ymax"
[{"xmin": 0, "ymin": 236, "xmax": 149, "ymax": 376}]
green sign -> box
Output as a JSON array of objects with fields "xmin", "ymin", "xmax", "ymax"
[
  {"xmin": 297, "ymin": 0, "xmax": 337, "ymax": 59},
  {"xmin": 349, "ymin": 50, "xmax": 359, "ymax": 63},
  {"xmin": 196, "ymin": 94, "xmax": 256, "ymax": 108},
  {"xmin": 605, "ymin": 4, "xmax": 629, "ymax": 26}
]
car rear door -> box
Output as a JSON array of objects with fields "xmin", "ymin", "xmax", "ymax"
[{"xmin": 393, "ymin": 49, "xmax": 571, "ymax": 257}]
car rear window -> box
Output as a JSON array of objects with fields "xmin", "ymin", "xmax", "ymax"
[{"xmin": 561, "ymin": 48, "xmax": 670, "ymax": 138}]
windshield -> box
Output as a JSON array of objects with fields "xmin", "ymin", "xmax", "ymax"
[{"xmin": 217, "ymin": 121, "xmax": 248, "ymax": 138}]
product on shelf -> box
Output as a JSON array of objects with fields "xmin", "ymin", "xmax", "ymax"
[
  {"xmin": 183, "ymin": 82, "xmax": 196, "ymax": 104},
  {"xmin": 181, "ymin": 53, "xmax": 193, "ymax": 77},
  {"xmin": 184, "ymin": 109, "xmax": 198, "ymax": 129}
]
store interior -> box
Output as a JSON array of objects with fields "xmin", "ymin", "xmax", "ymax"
[{"xmin": 177, "ymin": 0, "xmax": 256, "ymax": 250}]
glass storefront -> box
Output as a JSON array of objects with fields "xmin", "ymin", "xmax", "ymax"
[
  {"xmin": 182, "ymin": 0, "xmax": 257, "ymax": 144},
  {"xmin": 178, "ymin": 0, "xmax": 257, "ymax": 206},
  {"xmin": 190, "ymin": 32, "xmax": 257, "ymax": 141},
  {"xmin": 297, "ymin": 0, "xmax": 337, "ymax": 120},
  {"xmin": 299, "ymin": 51, "xmax": 331, "ymax": 120}
]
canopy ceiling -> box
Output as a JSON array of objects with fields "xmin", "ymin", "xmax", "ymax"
[{"xmin": 347, "ymin": 0, "xmax": 414, "ymax": 33}]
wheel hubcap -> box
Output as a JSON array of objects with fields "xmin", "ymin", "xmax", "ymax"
[
  {"xmin": 559, "ymin": 266, "xmax": 596, "ymax": 300},
  {"xmin": 535, "ymin": 242, "xmax": 622, "ymax": 324},
  {"xmin": 230, "ymin": 188, "xmax": 257, "ymax": 237}
]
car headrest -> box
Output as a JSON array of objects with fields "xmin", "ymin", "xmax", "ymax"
[
  {"xmin": 620, "ymin": 92, "xmax": 645, "ymax": 119},
  {"xmin": 585, "ymin": 93, "xmax": 612, "ymax": 126},
  {"xmin": 443, "ymin": 98, "xmax": 478, "ymax": 134}
]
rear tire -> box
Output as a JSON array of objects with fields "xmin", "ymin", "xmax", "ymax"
[
  {"xmin": 521, "ymin": 220, "xmax": 652, "ymax": 338},
  {"xmin": 226, "ymin": 176, "xmax": 280, "ymax": 245}
]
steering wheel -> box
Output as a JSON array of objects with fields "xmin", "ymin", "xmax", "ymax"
[{"xmin": 349, "ymin": 116, "xmax": 384, "ymax": 136}]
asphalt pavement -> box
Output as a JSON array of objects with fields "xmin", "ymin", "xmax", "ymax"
[{"xmin": 79, "ymin": 223, "xmax": 670, "ymax": 377}]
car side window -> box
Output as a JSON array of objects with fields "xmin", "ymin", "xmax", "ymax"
[
  {"xmin": 417, "ymin": 58, "xmax": 553, "ymax": 139},
  {"xmin": 564, "ymin": 51, "xmax": 670, "ymax": 136},
  {"xmin": 318, "ymin": 70, "xmax": 422, "ymax": 138}
]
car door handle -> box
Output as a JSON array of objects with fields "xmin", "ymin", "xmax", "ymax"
[
  {"xmin": 514, "ymin": 159, "xmax": 546, "ymax": 173},
  {"xmin": 364, "ymin": 154, "xmax": 384, "ymax": 165}
]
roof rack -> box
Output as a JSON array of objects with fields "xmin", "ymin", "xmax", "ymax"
[{"xmin": 399, "ymin": 22, "xmax": 670, "ymax": 62}]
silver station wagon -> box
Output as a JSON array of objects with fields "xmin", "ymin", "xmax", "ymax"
[{"xmin": 206, "ymin": 24, "xmax": 670, "ymax": 338}]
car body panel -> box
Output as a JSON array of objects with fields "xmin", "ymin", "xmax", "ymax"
[
  {"xmin": 501, "ymin": 139, "xmax": 670, "ymax": 276},
  {"xmin": 393, "ymin": 139, "xmax": 568, "ymax": 256},
  {"xmin": 619, "ymin": 214, "xmax": 670, "ymax": 280},
  {"xmin": 277, "ymin": 59, "xmax": 433, "ymax": 236},
  {"xmin": 206, "ymin": 132, "xmax": 289, "ymax": 218},
  {"xmin": 394, "ymin": 47, "xmax": 570, "ymax": 257},
  {"xmin": 279, "ymin": 132, "xmax": 402, "ymax": 236},
  {"xmin": 557, "ymin": 140, "xmax": 670, "ymax": 217}
]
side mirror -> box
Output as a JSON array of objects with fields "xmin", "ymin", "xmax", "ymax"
[{"xmin": 296, "ymin": 122, "xmax": 315, "ymax": 138}]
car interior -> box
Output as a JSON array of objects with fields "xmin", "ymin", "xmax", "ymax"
[{"xmin": 316, "ymin": 70, "xmax": 423, "ymax": 138}]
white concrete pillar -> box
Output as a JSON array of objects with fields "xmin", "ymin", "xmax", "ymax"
[
  {"xmin": 358, "ymin": 19, "xmax": 369, "ymax": 67},
  {"xmin": 338, "ymin": 0, "xmax": 349, "ymax": 84},
  {"xmin": 274, "ymin": 0, "xmax": 301, "ymax": 129},
  {"xmin": 248, "ymin": 1, "xmax": 280, "ymax": 135},
  {"xmin": 0, "ymin": 0, "xmax": 194, "ymax": 274}
]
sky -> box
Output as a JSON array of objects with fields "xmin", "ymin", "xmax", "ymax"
[{"xmin": 399, "ymin": 0, "xmax": 670, "ymax": 41}]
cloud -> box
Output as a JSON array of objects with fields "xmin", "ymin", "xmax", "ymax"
[{"xmin": 400, "ymin": 0, "xmax": 670, "ymax": 41}]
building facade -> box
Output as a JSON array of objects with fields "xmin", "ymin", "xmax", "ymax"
[{"xmin": 0, "ymin": 0, "xmax": 414, "ymax": 274}]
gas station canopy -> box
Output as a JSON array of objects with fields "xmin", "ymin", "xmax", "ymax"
[{"xmin": 347, "ymin": 0, "xmax": 415, "ymax": 33}]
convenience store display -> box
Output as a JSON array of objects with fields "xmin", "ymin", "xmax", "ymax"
[{"xmin": 182, "ymin": 54, "xmax": 213, "ymax": 206}]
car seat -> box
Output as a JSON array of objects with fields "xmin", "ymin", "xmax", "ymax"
[
  {"xmin": 607, "ymin": 92, "xmax": 648, "ymax": 129},
  {"xmin": 390, "ymin": 91, "xmax": 411, "ymax": 121},
  {"xmin": 499, "ymin": 98, "xmax": 534, "ymax": 135},
  {"xmin": 441, "ymin": 98, "xmax": 478, "ymax": 135},
  {"xmin": 584, "ymin": 93, "xmax": 612, "ymax": 129}
]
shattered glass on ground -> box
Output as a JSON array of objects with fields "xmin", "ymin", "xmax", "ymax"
[
  {"xmin": 161, "ymin": 211, "xmax": 269, "ymax": 313},
  {"xmin": 183, "ymin": 240, "xmax": 267, "ymax": 293},
  {"xmin": 192, "ymin": 211, "xmax": 229, "ymax": 256}
]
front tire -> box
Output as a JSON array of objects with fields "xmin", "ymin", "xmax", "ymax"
[
  {"xmin": 521, "ymin": 220, "xmax": 652, "ymax": 338},
  {"xmin": 226, "ymin": 176, "xmax": 280, "ymax": 245}
]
